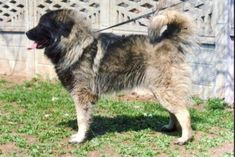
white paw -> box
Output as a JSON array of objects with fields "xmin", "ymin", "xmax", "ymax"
[
  {"xmin": 174, "ymin": 137, "xmax": 187, "ymax": 145},
  {"xmin": 69, "ymin": 133, "xmax": 85, "ymax": 144},
  {"xmin": 174, "ymin": 136, "xmax": 192, "ymax": 145}
]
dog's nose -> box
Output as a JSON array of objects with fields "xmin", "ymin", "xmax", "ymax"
[
  {"xmin": 25, "ymin": 31, "xmax": 30, "ymax": 38},
  {"xmin": 25, "ymin": 31, "xmax": 34, "ymax": 40}
]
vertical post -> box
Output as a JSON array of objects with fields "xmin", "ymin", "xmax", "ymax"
[
  {"xmin": 224, "ymin": 0, "xmax": 234, "ymax": 106},
  {"xmin": 25, "ymin": 0, "xmax": 35, "ymax": 78},
  {"xmin": 213, "ymin": 0, "xmax": 234, "ymax": 105},
  {"xmin": 99, "ymin": 0, "xmax": 111, "ymax": 30}
]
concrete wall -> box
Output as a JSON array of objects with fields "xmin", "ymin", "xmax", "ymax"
[{"xmin": 0, "ymin": 32, "xmax": 56, "ymax": 79}]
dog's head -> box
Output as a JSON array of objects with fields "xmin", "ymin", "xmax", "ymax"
[
  {"xmin": 26, "ymin": 9, "xmax": 91, "ymax": 63},
  {"xmin": 26, "ymin": 9, "xmax": 75, "ymax": 49}
]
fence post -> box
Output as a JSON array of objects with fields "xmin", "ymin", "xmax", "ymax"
[
  {"xmin": 99, "ymin": 0, "xmax": 111, "ymax": 30},
  {"xmin": 25, "ymin": 0, "xmax": 35, "ymax": 78},
  {"xmin": 224, "ymin": 0, "xmax": 234, "ymax": 105},
  {"xmin": 213, "ymin": 0, "xmax": 234, "ymax": 105}
]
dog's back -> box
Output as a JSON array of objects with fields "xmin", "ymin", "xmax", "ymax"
[{"xmin": 96, "ymin": 10, "xmax": 195, "ymax": 93}]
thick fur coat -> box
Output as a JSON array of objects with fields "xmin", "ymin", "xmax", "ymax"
[{"xmin": 26, "ymin": 9, "xmax": 195, "ymax": 145}]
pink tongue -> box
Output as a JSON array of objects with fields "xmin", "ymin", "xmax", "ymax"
[{"xmin": 27, "ymin": 42, "xmax": 37, "ymax": 50}]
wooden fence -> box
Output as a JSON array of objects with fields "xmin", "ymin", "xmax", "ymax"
[{"xmin": 0, "ymin": 0, "xmax": 234, "ymax": 104}]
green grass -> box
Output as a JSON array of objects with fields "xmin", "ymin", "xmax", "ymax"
[{"xmin": 0, "ymin": 79, "xmax": 233, "ymax": 157}]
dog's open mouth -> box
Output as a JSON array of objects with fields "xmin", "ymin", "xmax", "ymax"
[{"xmin": 28, "ymin": 39, "xmax": 49, "ymax": 50}]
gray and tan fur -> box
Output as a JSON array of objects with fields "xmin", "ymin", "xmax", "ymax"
[{"xmin": 26, "ymin": 9, "xmax": 196, "ymax": 145}]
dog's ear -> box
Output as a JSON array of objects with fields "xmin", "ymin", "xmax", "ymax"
[{"xmin": 59, "ymin": 21, "xmax": 74, "ymax": 37}]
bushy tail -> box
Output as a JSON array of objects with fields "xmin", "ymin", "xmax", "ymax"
[{"xmin": 148, "ymin": 10, "xmax": 195, "ymax": 47}]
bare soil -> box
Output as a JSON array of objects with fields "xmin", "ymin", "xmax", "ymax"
[
  {"xmin": 0, "ymin": 143, "xmax": 18, "ymax": 154},
  {"xmin": 0, "ymin": 74, "xmax": 27, "ymax": 84},
  {"xmin": 209, "ymin": 142, "xmax": 234, "ymax": 157},
  {"xmin": 116, "ymin": 92, "xmax": 155, "ymax": 102}
]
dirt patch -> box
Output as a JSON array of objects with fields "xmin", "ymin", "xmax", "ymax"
[
  {"xmin": 87, "ymin": 150, "xmax": 100, "ymax": 157},
  {"xmin": 58, "ymin": 139, "xmax": 121, "ymax": 157},
  {"xmin": 0, "ymin": 143, "xmax": 19, "ymax": 154},
  {"xmin": 192, "ymin": 131, "xmax": 207, "ymax": 142},
  {"xmin": 191, "ymin": 104, "xmax": 205, "ymax": 111},
  {"xmin": 170, "ymin": 132, "xmax": 203, "ymax": 157},
  {"xmin": 102, "ymin": 146, "xmax": 121, "ymax": 157},
  {"xmin": 86, "ymin": 146, "xmax": 121, "ymax": 157},
  {"xmin": 59, "ymin": 138, "xmax": 80, "ymax": 157},
  {"xmin": 0, "ymin": 101, "xmax": 26, "ymax": 118},
  {"xmin": 0, "ymin": 142, "xmax": 27, "ymax": 156},
  {"xmin": 0, "ymin": 74, "xmax": 27, "ymax": 84},
  {"xmin": 116, "ymin": 92, "xmax": 155, "ymax": 103},
  {"xmin": 209, "ymin": 142, "xmax": 234, "ymax": 157},
  {"xmin": 12, "ymin": 101, "xmax": 26, "ymax": 113},
  {"xmin": 169, "ymin": 131, "xmax": 221, "ymax": 157},
  {"xmin": 206, "ymin": 127, "xmax": 226, "ymax": 137},
  {"xmin": 20, "ymin": 134, "xmax": 37, "ymax": 144},
  {"xmin": 0, "ymin": 101, "xmax": 8, "ymax": 116},
  {"xmin": 61, "ymin": 155, "xmax": 73, "ymax": 157}
]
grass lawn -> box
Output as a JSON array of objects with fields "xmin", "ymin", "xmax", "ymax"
[{"xmin": 0, "ymin": 78, "xmax": 234, "ymax": 157}]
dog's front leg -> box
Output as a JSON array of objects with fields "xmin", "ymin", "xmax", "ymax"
[{"xmin": 69, "ymin": 88, "xmax": 98, "ymax": 144}]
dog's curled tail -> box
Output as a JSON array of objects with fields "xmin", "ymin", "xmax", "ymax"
[{"xmin": 148, "ymin": 10, "xmax": 195, "ymax": 45}]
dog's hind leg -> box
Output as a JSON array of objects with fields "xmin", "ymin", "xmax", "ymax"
[
  {"xmin": 69, "ymin": 88, "xmax": 98, "ymax": 144},
  {"xmin": 161, "ymin": 112, "xmax": 178, "ymax": 132},
  {"xmin": 174, "ymin": 106, "xmax": 192, "ymax": 145},
  {"xmin": 151, "ymin": 87, "xmax": 192, "ymax": 145}
]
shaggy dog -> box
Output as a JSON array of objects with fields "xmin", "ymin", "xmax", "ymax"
[{"xmin": 26, "ymin": 9, "xmax": 195, "ymax": 145}]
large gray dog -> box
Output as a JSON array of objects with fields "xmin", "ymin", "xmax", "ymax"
[{"xmin": 26, "ymin": 9, "xmax": 195, "ymax": 145}]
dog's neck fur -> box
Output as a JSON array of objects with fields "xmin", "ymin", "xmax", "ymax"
[
  {"xmin": 52, "ymin": 34, "xmax": 98, "ymax": 91},
  {"xmin": 56, "ymin": 35, "xmax": 95, "ymax": 70}
]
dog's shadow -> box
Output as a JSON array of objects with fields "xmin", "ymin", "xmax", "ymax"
[{"xmin": 58, "ymin": 114, "xmax": 184, "ymax": 138}]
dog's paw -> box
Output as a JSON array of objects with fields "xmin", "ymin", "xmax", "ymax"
[
  {"xmin": 174, "ymin": 137, "xmax": 192, "ymax": 145},
  {"xmin": 69, "ymin": 133, "xmax": 85, "ymax": 144}
]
